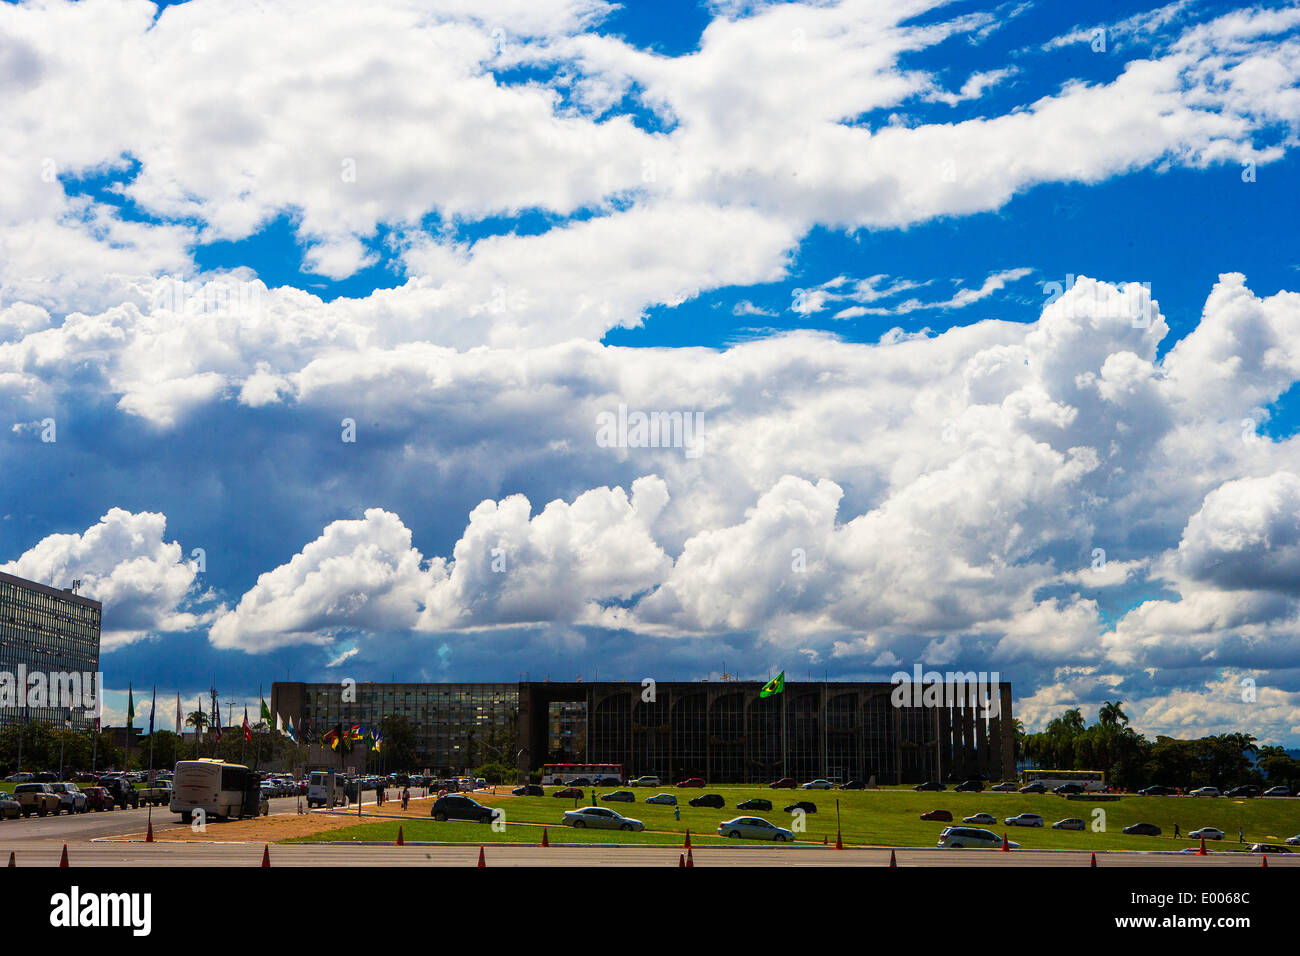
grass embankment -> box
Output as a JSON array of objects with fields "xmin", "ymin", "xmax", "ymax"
[{"xmin": 285, "ymin": 785, "xmax": 1300, "ymax": 851}]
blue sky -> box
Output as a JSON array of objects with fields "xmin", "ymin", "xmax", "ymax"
[{"xmin": 2, "ymin": 0, "xmax": 1299, "ymax": 741}]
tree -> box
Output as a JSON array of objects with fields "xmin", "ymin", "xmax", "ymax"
[
  {"xmin": 185, "ymin": 710, "xmax": 209, "ymax": 755},
  {"xmin": 1098, "ymin": 700, "xmax": 1128, "ymax": 728}
]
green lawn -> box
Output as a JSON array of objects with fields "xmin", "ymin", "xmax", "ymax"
[
  {"xmin": 287, "ymin": 819, "xmax": 735, "ymax": 846},
  {"xmin": 292, "ymin": 785, "xmax": 1300, "ymax": 851}
]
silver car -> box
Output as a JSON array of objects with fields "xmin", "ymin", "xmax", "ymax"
[
  {"xmin": 801, "ymin": 779, "xmax": 834, "ymax": 790},
  {"xmin": 49, "ymin": 783, "xmax": 88, "ymax": 814},
  {"xmin": 562, "ymin": 806, "xmax": 645, "ymax": 831},
  {"xmin": 645, "ymin": 793, "xmax": 677, "ymax": 805},
  {"xmin": 1052, "ymin": 818, "xmax": 1085, "ymax": 830},
  {"xmin": 717, "ymin": 816, "xmax": 794, "ymax": 841}
]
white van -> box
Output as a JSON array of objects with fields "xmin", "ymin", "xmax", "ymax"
[{"xmin": 307, "ymin": 770, "xmax": 351, "ymax": 809}]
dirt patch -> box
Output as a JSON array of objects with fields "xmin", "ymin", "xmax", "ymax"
[{"xmin": 109, "ymin": 791, "xmax": 519, "ymax": 845}]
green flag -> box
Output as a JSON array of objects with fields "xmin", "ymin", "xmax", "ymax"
[
  {"xmin": 260, "ymin": 698, "xmax": 271, "ymax": 722},
  {"xmin": 760, "ymin": 672, "xmax": 785, "ymax": 698},
  {"xmin": 126, "ymin": 685, "xmax": 135, "ymax": 726}
]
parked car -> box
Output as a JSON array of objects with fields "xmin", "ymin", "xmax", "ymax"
[
  {"xmin": 430, "ymin": 795, "xmax": 500, "ymax": 823},
  {"xmin": 954, "ymin": 779, "xmax": 985, "ymax": 793},
  {"xmin": 1190, "ymin": 787, "xmax": 1220, "ymax": 798},
  {"xmin": 48, "ymin": 782, "xmax": 88, "ymax": 814},
  {"xmin": 1189, "ymin": 827, "xmax": 1224, "ymax": 840},
  {"xmin": 83, "ymin": 786, "xmax": 115, "ymax": 811},
  {"xmin": 783, "ymin": 801, "xmax": 817, "ymax": 814},
  {"xmin": 627, "ymin": 776, "xmax": 660, "ymax": 787},
  {"xmin": 1018, "ymin": 781, "xmax": 1047, "ymax": 794},
  {"xmin": 0, "ymin": 795, "xmax": 20, "ymax": 820},
  {"xmin": 938, "ymin": 826, "xmax": 1018, "ymax": 849},
  {"xmin": 139, "ymin": 780, "xmax": 173, "ymax": 807},
  {"xmin": 962, "ymin": 812, "xmax": 996, "ymax": 824},
  {"xmin": 1139, "ymin": 784, "xmax": 1174, "ymax": 796},
  {"xmin": 737, "ymin": 798, "xmax": 773, "ymax": 811},
  {"xmin": 1005, "ymin": 813, "xmax": 1044, "ymax": 827},
  {"xmin": 1264, "ymin": 786, "xmax": 1291, "ymax": 797},
  {"xmin": 1285, "ymin": 834, "xmax": 1300, "ymax": 846},
  {"xmin": 839, "ymin": 780, "xmax": 866, "ymax": 790},
  {"xmin": 601, "ymin": 790, "xmax": 636, "ymax": 803},
  {"xmin": 913, "ymin": 781, "xmax": 945, "ymax": 792},
  {"xmin": 3, "ymin": 772, "xmax": 32, "ymax": 783},
  {"xmin": 1247, "ymin": 843, "xmax": 1291, "ymax": 854},
  {"xmin": 717, "ymin": 816, "xmax": 794, "ymax": 841},
  {"xmin": 13, "ymin": 782, "xmax": 61, "ymax": 817},
  {"xmin": 98, "ymin": 776, "xmax": 140, "ymax": 809},
  {"xmin": 801, "ymin": 779, "xmax": 834, "ymax": 790},
  {"xmin": 1052, "ymin": 818, "xmax": 1085, "ymax": 830},
  {"xmin": 990, "ymin": 782, "xmax": 1018, "ymax": 792},
  {"xmin": 1123, "ymin": 822, "xmax": 1162, "ymax": 836},
  {"xmin": 1224, "ymin": 785, "xmax": 1261, "ymax": 798},
  {"xmin": 675, "ymin": 777, "xmax": 705, "ymax": 788},
  {"xmin": 768, "ymin": 777, "xmax": 797, "ymax": 789},
  {"xmin": 562, "ymin": 806, "xmax": 644, "ymax": 831},
  {"xmin": 511, "ymin": 784, "xmax": 544, "ymax": 797},
  {"xmin": 567, "ymin": 777, "xmax": 592, "ymax": 787},
  {"xmin": 688, "ymin": 793, "xmax": 725, "ymax": 809},
  {"xmin": 921, "ymin": 809, "xmax": 953, "ymax": 822},
  {"xmin": 646, "ymin": 793, "xmax": 678, "ymax": 806},
  {"xmin": 1052, "ymin": 783, "xmax": 1084, "ymax": 795}
]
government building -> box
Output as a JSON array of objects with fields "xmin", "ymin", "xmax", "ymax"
[
  {"xmin": 271, "ymin": 678, "xmax": 1016, "ymax": 784},
  {"xmin": 0, "ymin": 571, "xmax": 102, "ymax": 732}
]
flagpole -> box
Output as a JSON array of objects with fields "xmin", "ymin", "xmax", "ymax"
[{"xmin": 148, "ymin": 684, "xmax": 157, "ymax": 776}]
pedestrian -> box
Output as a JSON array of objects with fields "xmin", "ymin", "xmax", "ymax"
[
  {"xmin": 376, "ymin": 782, "xmax": 383, "ymax": 807},
  {"xmin": 674, "ymin": 804, "xmax": 680, "ymax": 821},
  {"xmin": 402, "ymin": 786, "xmax": 410, "ymax": 811},
  {"xmin": 1239, "ymin": 827, "xmax": 1244, "ymax": 844},
  {"xmin": 1173, "ymin": 822, "xmax": 1180, "ymax": 838}
]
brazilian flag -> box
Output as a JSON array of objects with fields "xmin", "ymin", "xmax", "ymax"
[{"xmin": 760, "ymin": 672, "xmax": 785, "ymax": 698}]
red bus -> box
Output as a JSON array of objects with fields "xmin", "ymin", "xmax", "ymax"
[{"xmin": 541, "ymin": 763, "xmax": 623, "ymax": 785}]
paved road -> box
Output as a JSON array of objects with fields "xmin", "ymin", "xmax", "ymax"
[
  {"xmin": 5, "ymin": 841, "xmax": 1294, "ymax": 866},
  {"xmin": 0, "ymin": 794, "xmax": 309, "ymax": 844}
]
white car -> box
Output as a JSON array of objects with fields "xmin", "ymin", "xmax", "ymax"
[
  {"xmin": 717, "ymin": 816, "xmax": 794, "ymax": 841},
  {"xmin": 1005, "ymin": 813, "xmax": 1044, "ymax": 827},
  {"xmin": 1052, "ymin": 818, "xmax": 1085, "ymax": 830},
  {"xmin": 3, "ymin": 773, "xmax": 32, "ymax": 783},
  {"xmin": 801, "ymin": 779, "xmax": 834, "ymax": 790},
  {"xmin": 963, "ymin": 813, "xmax": 996, "ymax": 825},
  {"xmin": 1190, "ymin": 787, "xmax": 1220, "ymax": 798},
  {"xmin": 1189, "ymin": 827, "xmax": 1224, "ymax": 840},
  {"xmin": 49, "ymin": 783, "xmax": 88, "ymax": 814},
  {"xmin": 628, "ymin": 776, "xmax": 660, "ymax": 787},
  {"xmin": 1285, "ymin": 834, "xmax": 1300, "ymax": 846},
  {"xmin": 938, "ymin": 826, "xmax": 1019, "ymax": 849},
  {"xmin": 562, "ymin": 806, "xmax": 645, "ymax": 831},
  {"xmin": 645, "ymin": 793, "xmax": 677, "ymax": 805}
]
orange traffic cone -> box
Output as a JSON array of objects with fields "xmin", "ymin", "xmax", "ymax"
[
  {"xmin": 1001, "ymin": 832, "xmax": 1010, "ymax": 852},
  {"xmin": 59, "ymin": 844, "xmax": 68, "ymax": 867},
  {"xmin": 678, "ymin": 852, "xmax": 685, "ymax": 867},
  {"xmin": 1090, "ymin": 852, "xmax": 1097, "ymax": 867},
  {"xmin": 889, "ymin": 849, "xmax": 897, "ymax": 867},
  {"xmin": 685, "ymin": 847, "xmax": 694, "ymax": 868},
  {"xmin": 395, "ymin": 826, "xmax": 404, "ymax": 846},
  {"xmin": 541, "ymin": 827, "xmax": 549, "ymax": 847},
  {"xmin": 261, "ymin": 844, "xmax": 270, "ymax": 867},
  {"xmin": 6, "ymin": 851, "xmax": 13, "ymax": 868},
  {"xmin": 1262, "ymin": 854, "xmax": 1268, "ymax": 868},
  {"xmin": 146, "ymin": 819, "xmax": 154, "ymax": 843},
  {"xmin": 1198, "ymin": 836, "xmax": 1207, "ymax": 856},
  {"xmin": 835, "ymin": 830, "xmax": 843, "ymax": 850},
  {"xmin": 477, "ymin": 845, "xmax": 486, "ymax": 867},
  {"xmin": 684, "ymin": 828, "xmax": 691, "ymax": 848}
]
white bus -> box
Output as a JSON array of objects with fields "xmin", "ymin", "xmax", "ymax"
[{"xmin": 171, "ymin": 759, "xmax": 269, "ymax": 823}]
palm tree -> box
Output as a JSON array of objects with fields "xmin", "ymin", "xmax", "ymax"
[
  {"xmin": 185, "ymin": 710, "xmax": 209, "ymax": 755},
  {"xmin": 1098, "ymin": 700, "xmax": 1128, "ymax": 728}
]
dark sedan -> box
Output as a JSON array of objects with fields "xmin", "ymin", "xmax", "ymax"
[
  {"xmin": 783, "ymin": 801, "xmax": 817, "ymax": 814},
  {"xmin": 431, "ymin": 795, "xmax": 500, "ymax": 823},
  {"xmin": 737, "ymin": 798, "xmax": 773, "ymax": 811},
  {"xmin": 1123, "ymin": 822, "xmax": 1162, "ymax": 836},
  {"xmin": 954, "ymin": 780, "xmax": 985, "ymax": 793},
  {"xmin": 688, "ymin": 793, "xmax": 726, "ymax": 809},
  {"xmin": 1224, "ymin": 785, "xmax": 1261, "ymax": 798},
  {"xmin": 839, "ymin": 780, "xmax": 866, "ymax": 790},
  {"xmin": 1019, "ymin": 781, "xmax": 1047, "ymax": 794},
  {"xmin": 1052, "ymin": 783, "xmax": 1084, "ymax": 795},
  {"xmin": 913, "ymin": 781, "xmax": 946, "ymax": 792},
  {"xmin": 1138, "ymin": 784, "xmax": 1174, "ymax": 796},
  {"xmin": 511, "ymin": 784, "xmax": 544, "ymax": 797}
]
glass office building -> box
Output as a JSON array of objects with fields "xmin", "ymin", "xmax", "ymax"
[
  {"xmin": 274, "ymin": 678, "xmax": 1015, "ymax": 783},
  {"xmin": 0, "ymin": 571, "xmax": 102, "ymax": 732}
]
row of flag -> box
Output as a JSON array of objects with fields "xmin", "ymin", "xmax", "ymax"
[
  {"xmin": 121, "ymin": 683, "xmax": 300, "ymax": 745},
  {"xmin": 321, "ymin": 723, "xmax": 383, "ymax": 753}
]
